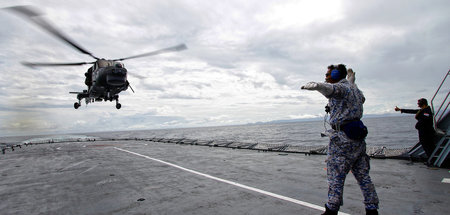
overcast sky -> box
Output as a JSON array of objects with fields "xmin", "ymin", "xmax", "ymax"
[{"xmin": 0, "ymin": 0, "xmax": 449, "ymax": 137}]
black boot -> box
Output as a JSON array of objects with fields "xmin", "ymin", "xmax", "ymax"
[
  {"xmin": 366, "ymin": 208, "xmax": 379, "ymax": 215},
  {"xmin": 321, "ymin": 204, "xmax": 338, "ymax": 215}
]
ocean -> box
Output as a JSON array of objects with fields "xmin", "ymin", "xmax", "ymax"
[
  {"xmin": 0, "ymin": 115, "xmax": 418, "ymax": 149},
  {"xmin": 89, "ymin": 115, "xmax": 418, "ymax": 149}
]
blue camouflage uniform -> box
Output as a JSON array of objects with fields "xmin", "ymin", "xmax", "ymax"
[{"xmin": 325, "ymin": 79, "xmax": 379, "ymax": 211}]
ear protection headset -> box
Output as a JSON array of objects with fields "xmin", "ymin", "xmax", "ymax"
[{"xmin": 330, "ymin": 68, "xmax": 341, "ymax": 81}]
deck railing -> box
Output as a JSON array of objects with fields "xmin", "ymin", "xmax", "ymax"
[{"xmin": 431, "ymin": 70, "xmax": 450, "ymax": 128}]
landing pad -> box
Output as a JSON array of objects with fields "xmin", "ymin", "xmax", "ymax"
[{"xmin": 0, "ymin": 140, "xmax": 449, "ymax": 214}]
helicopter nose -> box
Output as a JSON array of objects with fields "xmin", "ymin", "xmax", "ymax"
[
  {"xmin": 113, "ymin": 68, "xmax": 127, "ymax": 74},
  {"xmin": 107, "ymin": 68, "xmax": 127, "ymax": 86}
]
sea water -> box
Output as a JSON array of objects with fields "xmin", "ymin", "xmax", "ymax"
[
  {"xmin": 92, "ymin": 115, "xmax": 418, "ymax": 149},
  {"xmin": 0, "ymin": 115, "xmax": 418, "ymax": 149}
]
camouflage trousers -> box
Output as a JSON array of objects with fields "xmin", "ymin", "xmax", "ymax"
[{"xmin": 326, "ymin": 132, "xmax": 379, "ymax": 211}]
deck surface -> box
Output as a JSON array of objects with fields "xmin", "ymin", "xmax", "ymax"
[{"xmin": 1, "ymin": 140, "xmax": 449, "ymax": 214}]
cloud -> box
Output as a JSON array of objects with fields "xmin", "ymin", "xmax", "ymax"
[{"xmin": 0, "ymin": 0, "xmax": 449, "ymax": 136}]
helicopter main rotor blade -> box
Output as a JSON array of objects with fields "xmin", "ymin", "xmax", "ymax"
[
  {"xmin": 5, "ymin": 5, "xmax": 99, "ymax": 60},
  {"xmin": 22, "ymin": 61, "xmax": 95, "ymax": 68},
  {"xmin": 113, "ymin": 44, "xmax": 187, "ymax": 61}
]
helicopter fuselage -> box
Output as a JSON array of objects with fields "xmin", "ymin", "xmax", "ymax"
[
  {"xmin": 8, "ymin": 5, "xmax": 186, "ymax": 110},
  {"xmin": 89, "ymin": 65, "xmax": 128, "ymax": 98},
  {"xmin": 73, "ymin": 60, "xmax": 130, "ymax": 109}
]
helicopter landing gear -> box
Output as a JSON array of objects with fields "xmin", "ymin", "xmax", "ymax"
[
  {"xmin": 115, "ymin": 95, "xmax": 121, "ymax": 109},
  {"xmin": 74, "ymin": 102, "xmax": 81, "ymax": 109}
]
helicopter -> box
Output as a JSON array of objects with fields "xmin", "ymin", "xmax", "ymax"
[{"xmin": 6, "ymin": 6, "xmax": 187, "ymax": 109}]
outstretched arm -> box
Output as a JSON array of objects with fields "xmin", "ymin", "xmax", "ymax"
[
  {"xmin": 395, "ymin": 106, "xmax": 419, "ymax": 114},
  {"xmin": 301, "ymin": 82, "xmax": 334, "ymax": 97}
]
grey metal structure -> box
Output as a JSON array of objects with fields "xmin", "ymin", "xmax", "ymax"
[
  {"xmin": 406, "ymin": 70, "xmax": 450, "ymax": 167},
  {"xmin": 427, "ymin": 70, "xmax": 450, "ymax": 167}
]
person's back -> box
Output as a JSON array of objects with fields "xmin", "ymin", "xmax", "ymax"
[{"xmin": 327, "ymin": 78, "xmax": 365, "ymax": 126}]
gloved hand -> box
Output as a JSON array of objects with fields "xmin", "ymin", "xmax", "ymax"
[
  {"xmin": 301, "ymin": 82, "xmax": 320, "ymax": 90},
  {"xmin": 301, "ymin": 82, "xmax": 334, "ymax": 96},
  {"xmin": 347, "ymin": 68, "xmax": 355, "ymax": 84}
]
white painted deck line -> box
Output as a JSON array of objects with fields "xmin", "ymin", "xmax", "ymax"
[{"xmin": 114, "ymin": 147, "xmax": 351, "ymax": 215}]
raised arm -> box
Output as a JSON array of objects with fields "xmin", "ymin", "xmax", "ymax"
[{"xmin": 347, "ymin": 68, "xmax": 355, "ymax": 84}]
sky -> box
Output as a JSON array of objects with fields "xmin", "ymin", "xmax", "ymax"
[{"xmin": 0, "ymin": 0, "xmax": 449, "ymax": 137}]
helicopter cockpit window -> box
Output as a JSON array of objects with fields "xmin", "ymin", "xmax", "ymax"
[
  {"xmin": 97, "ymin": 59, "xmax": 114, "ymax": 68},
  {"xmin": 115, "ymin": 62, "xmax": 124, "ymax": 68}
]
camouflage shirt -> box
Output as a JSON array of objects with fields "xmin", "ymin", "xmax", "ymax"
[{"xmin": 326, "ymin": 79, "xmax": 365, "ymax": 126}]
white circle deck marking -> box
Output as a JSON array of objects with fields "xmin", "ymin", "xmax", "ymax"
[{"xmin": 114, "ymin": 147, "xmax": 350, "ymax": 215}]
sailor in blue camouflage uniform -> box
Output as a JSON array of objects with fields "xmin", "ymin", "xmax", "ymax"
[{"xmin": 301, "ymin": 64, "xmax": 379, "ymax": 215}]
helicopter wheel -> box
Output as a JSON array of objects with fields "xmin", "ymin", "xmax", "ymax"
[
  {"xmin": 114, "ymin": 95, "xmax": 121, "ymax": 109},
  {"xmin": 74, "ymin": 102, "xmax": 81, "ymax": 109}
]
